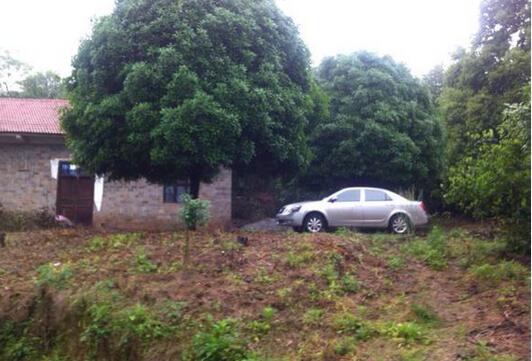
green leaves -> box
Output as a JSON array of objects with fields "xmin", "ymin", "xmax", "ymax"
[
  {"xmin": 63, "ymin": 0, "xmax": 314, "ymax": 187},
  {"xmin": 307, "ymin": 52, "xmax": 443, "ymax": 192},
  {"xmin": 179, "ymin": 194, "xmax": 211, "ymax": 231},
  {"xmin": 444, "ymin": 98, "xmax": 531, "ymax": 250}
]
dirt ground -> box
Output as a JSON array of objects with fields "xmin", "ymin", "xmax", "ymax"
[{"xmin": 0, "ymin": 225, "xmax": 529, "ymax": 360}]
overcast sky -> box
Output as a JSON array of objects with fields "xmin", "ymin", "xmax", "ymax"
[{"xmin": 0, "ymin": 0, "xmax": 480, "ymax": 80}]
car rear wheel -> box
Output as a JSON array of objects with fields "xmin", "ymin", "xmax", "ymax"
[
  {"xmin": 389, "ymin": 213, "xmax": 411, "ymax": 234},
  {"xmin": 303, "ymin": 213, "xmax": 326, "ymax": 233}
]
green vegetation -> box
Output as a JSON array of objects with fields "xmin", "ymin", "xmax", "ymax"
[
  {"xmin": 439, "ymin": 0, "xmax": 530, "ymax": 251},
  {"xmin": 1, "ymin": 227, "xmax": 528, "ymax": 361},
  {"xmin": 35, "ymin": 262, "xmax": 73, "ymax": 289},
  {"xmin": 308, "ymin": 51, "xmax": 444, "ymax": 194},
  {"xmin": 133, "ymin": 248, "xmax": 158, "ymax": 273},
  {"xmin": 87, "ymin": 233, "xmax": 142, "ymax": 251},
  {"xmin": 411, "ymin": 304, "xmax": 440, "ymax": 326},
  {"xmin": 401, "ymin": 227, "xmax": 447, "ymax": 270},
  {"xmin": 62, "ymin": 0, "xmax": 317, "ymax": 197},
  {"xmin": 470, "ymin": 261, "xmax": 529, "ymax": 283}
]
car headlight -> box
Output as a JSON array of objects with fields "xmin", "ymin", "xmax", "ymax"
[{"xmin": 290, "ymin": 205, "xmax": 302, "ymax": 213}]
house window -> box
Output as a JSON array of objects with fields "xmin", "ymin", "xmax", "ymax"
[
  {"xmin": 163, "ymin": 181, "xmax": 190, "ymax": 203},
  {"xmin": 59, "ymin": 161, "xmax": 88, "ymax": 177}
]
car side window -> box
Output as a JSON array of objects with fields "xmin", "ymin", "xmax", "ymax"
[
  {"xmin": 336, "ymin": 190, "xmax": 360, "ymax": 202},
  {"xmin": 365, "ymin": 190, "xmax": 392, "ymax": 201}
]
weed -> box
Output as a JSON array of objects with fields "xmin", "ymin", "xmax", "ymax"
[
  {"xmin": 248, "ymin": 306, "xmax": 277, "ymax": 338},
  {"xmin": 285, "ymin": 249, "xmax": 314, "ymax": 269},
  {"xmin": 388, "ymin": 255, "xmax": 406, "ymax": 270},
  {"xmin": 4, "ymin": 336, "xmax": 36, "ymax": 361},
  {"xmin": 159, "ymin": 300, "xmax": 187, "ymax": 325},
  {"xmin": 220, "ymin": 240, "xmax": 242, "ymax": 251},
  {"xmin": 87, "ymin": 233, "xmax": 142, "ymax": 251},
  {"xmin": 35, "ymin": 262, "xmax": 73, "ymax": 289},
  {"xmin": 134, "ymin": 248, "xmax": 158, "ymax": 273},
  {"xmin": 117, "ymin": 304, "xmax": 168, "ymax": 341},
  {"xmin": 331, "ymin": 313, "xmax": 375, "ymax": 340},
  {"xmin": 456, "ymin": 240, "xmax": 506, "ymax": 268},
  {"xmin": 411, "ymin": 304, "xmax": 439, "ymax": 325},
  {"xmin": 334, "ymin": 227, "xmax": 356, "ymax": 237},
  {"xmin": 470, "ymin": 261, "xmax": 529, "ymax": 283},
  {"xmin": 255, "ymin": 268, "xmax": 277, "ymax": 285},
  {"xmin": 80, "ymin": 302, "xmax": 113, "ymax": 352},
  {"xmin": 87, "ymin": 236, "xmax": 106, "ymax": 251},
  {"xmin": 384, "ymin": 322, "xmax": 427, "ymax": 345},
  {"xmin": 402, "ymin": 236, "xmax": 447, "ymax": 270},
  {"xmin": 333, "ymin": 336, "xmax": 357, "ymax": 355},
  {"xmin": 340, "ymin": 274, "xmax": 360, "ymax": 293},
  {"xmin": 190, "ymin": 318, "xmax": 251, "ymax": 361},
  {"xmin": 302, "ymin": 308, "xmax": 324, "ymax": 326},
  {"xmin": 448, "ymin": 227, "xmax": 466, "ymax": 239},
  {"xmin": 462, "ymin": 341, "xmax": 519, "ymax": 361},
  {"xmin": 161, "ymin": 261, "xmax": 184, "ymax": 273}
]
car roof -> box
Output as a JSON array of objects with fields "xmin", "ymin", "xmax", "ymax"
[{"xmin": 339, "ymin": 187, "xmax": 389, "ymax": 192}]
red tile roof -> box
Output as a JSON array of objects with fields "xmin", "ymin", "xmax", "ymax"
[{"xmin": 0, "ymin": 98, "xmax": 68, "ymax": 135}]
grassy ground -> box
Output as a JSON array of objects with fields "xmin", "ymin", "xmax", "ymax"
[{"xmin": 0, "ymin": 224, "xmax": 529, "ymax": 361}]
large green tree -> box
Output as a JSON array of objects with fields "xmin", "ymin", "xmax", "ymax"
[
  {"xmin": 19, "ymin": 71, "xmax": 65, "ymax": 98},
  {"xmin": 440, "ymin": 0, "xmax": 531, "ymax": 249},
  {"xmin": 307, "ymin": 52, "xmax": 444, "ymax": 195},
  {"xmin": 62, "ymin": 0, "xmax": 314, "ymax": 197},
  {"xmin": 440, "ymin": 0, "xmax": 530, "ymax": 164}
]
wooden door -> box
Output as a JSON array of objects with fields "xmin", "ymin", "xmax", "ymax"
[{"xmin": 56, "ymin": 161, "xmax": 94, "ymax": 225}]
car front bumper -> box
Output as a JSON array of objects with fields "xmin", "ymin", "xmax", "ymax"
[{"xmin": 275, "ymin": 212, "xmax": 304, "ymax": 227}]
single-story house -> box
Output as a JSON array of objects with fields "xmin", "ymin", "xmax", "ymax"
[{"xmin": 0, "ymin": 98, "xmax": 231, "ymax": 229}]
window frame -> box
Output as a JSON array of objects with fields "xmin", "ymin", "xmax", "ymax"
[
  {"xmin": 335, "ymin": 189, "xmax": 361, "ymax": 202},
  {"xmin": 163, "ymin": 180, "xmax": 191, "ymax": 204},
  {"xmin": 363, "ymin": 189, "xmax": 392, "ymax": 202}
]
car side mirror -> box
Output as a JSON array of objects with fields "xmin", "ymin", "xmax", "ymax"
[{"xmin": 328, "ymin": 197, "xmax": 337, "ymax": 203}]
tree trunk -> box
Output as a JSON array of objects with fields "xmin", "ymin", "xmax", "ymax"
[{"xmin": 190, "ymin": 175, "xmax": 200, "ymax": 199}]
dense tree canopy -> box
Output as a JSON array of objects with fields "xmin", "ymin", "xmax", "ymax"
[
  {"xmin": 19, "ymin": 71, "xmax": 65, "ymax": 98},
  {"xmin": 62, "ymin": 0, "xmax": 314, "ymax": 196},
  {"xmin": 439, "ymin": 0, "xmax": 530, "ymax": 164},
  {"xmin": 307, "ymin": 52, "xmax": 444, "ymax": 194},
  {"xmin": 440, "ymin": 0, "xmax": 531, "ymax": 249}
]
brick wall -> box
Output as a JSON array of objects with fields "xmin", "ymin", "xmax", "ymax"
[
  {"xmin": 93, "ymin": 169, "xmax": 232, "ymax": 230},
  {"xmin": 0, "ymin": 143, "xmax": 69, "ymax": 211},
  {"xmin": 0, "ymin": 142, "xmax": 232, "ymax": 229}
]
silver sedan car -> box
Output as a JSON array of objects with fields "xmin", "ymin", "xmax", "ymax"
[{"xmin": 276, "ymin": 187, "xmax": 428, "ymax": 234}]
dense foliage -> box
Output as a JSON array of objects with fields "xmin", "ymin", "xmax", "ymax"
[
  {"xmin": 62, "ymin": 0, "xmax": 315, "ymax": 196},
  {"xmin": 445, "ymin": 96, "xmax": 531, "ymax": 250},
  {"xmin": 440, "ymin": 0, "xmax": 531, "ymax": 249},
  {"xmin": 307, "ymin": 52, "xmax": 444, "ymax": 194},
  {"xmin": 18, "ymin": 71, "xmax": 65, "ymax": 98}
]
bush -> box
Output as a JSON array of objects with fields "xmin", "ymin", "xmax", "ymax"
[
  {"xmin": 179, "ymin": 194, "xmax": 211, "ymax": 231},
  {"xmin": 0, "ymin": 208, "xmax": 56, "ymax": 232},
  {"xmin": 445, "ymin": 99, "xmax": 531, "ymax": 254}
]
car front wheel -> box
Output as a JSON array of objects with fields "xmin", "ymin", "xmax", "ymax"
[
  {"xmin": 389, "ymin": 213, "xmax": 411, "ymax": 234},
  {"xmin": 303, "ymin": 213, "xmax": 327, "ymax": 233}
]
